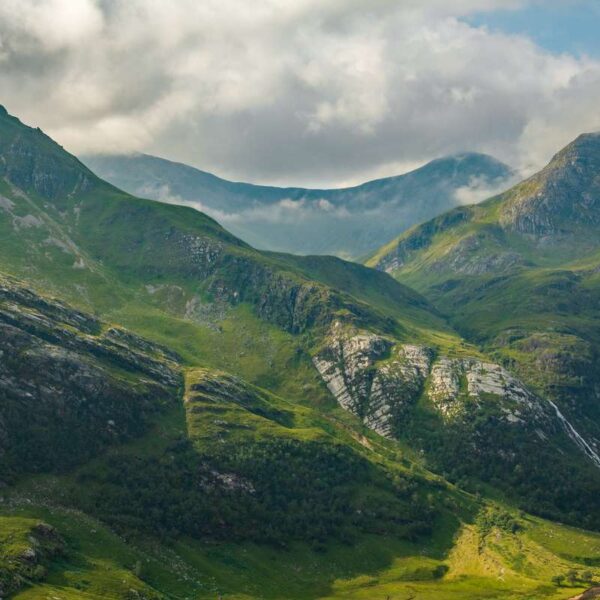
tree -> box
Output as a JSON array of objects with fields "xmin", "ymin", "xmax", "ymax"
[
  {"xmin": 581, "ymin": 570, "xmax": 594, "ymax": 584},
  {"xmin": 551, "ymin": 575, "xmax": 565, "ymax": 587},
  {"xmin": 566, "ymin": 569, "xmax": 578, "ymax": 586}
]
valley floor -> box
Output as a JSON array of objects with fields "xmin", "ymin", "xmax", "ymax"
[{"xmin": 2, "ymin": 498, "xmax": 599, "ymax": 600}]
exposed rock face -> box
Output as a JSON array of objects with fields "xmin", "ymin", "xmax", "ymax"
[
  {"xmin": 313, "ymin": 325, "xmax": 556, "ymax": 435},
  {"xmin": 314, "ymin": 326, "xmax": 436, "ymax": 437},
  {"xmin": 0, "ymin": 111, "xmax": 96, "ymax": 205},
  {"xmin": 429, "ymin": 358, "xmax": 544, "ymax": 423},
  {"xmin": 500, "ymin": 132, "xmax": 600, "ymax": 236},
  {"xmin": 428, "ymin": 358, "xmax": 462, "ymax": 418},
  {"xmin": 314, "ymin": 325, "xmax": 600, "ymax": 474},
  {"xmin": 0, "ymin": 274, "xmax": 181, "ymax": 480}
]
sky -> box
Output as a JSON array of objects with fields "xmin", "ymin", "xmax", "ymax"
[
  {"xmin": 468, "ymin": 1, "xmax": 600, "ymax": 58},
  {"xmin": 0, "ymin": 0, "xmax": 599, "ymax": 188}
]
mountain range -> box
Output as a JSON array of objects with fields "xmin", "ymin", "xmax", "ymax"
[
  {"xmin": 367, "ymin": 131, "xmax": 600, "ymax": 457},
  {"xmin": 83, "ymin": 151, "xmax": 514, "ymax": 258},
  {"xmin": 1, "ymin": 104, "xmax": 600, "ymax": 599}
]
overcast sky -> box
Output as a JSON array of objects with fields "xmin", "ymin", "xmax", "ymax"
[{"xmin": 1, "ymin": 0, "xmax": 599, "ymax": 187}]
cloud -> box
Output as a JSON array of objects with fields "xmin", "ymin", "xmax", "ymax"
[
  {"xmin": 454, "ymin": 174, "xmax": 520, "ymax": 206},
  {"xmin": 0, "ymin": 0, "xmax": 103, "ymax": 52},
  {"xmin": 143, "ymin": 182, "xmax": 353, "ymax": 225},
  {"xmin": 0, "ymin": 0, "xmax": 599, "ymax": 187}
]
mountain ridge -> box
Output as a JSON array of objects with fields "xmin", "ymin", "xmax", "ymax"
[
  {"xmin": 366, "ymin": 130, "xmax": 600, "ymax": 495},
  {"xmin": 82, "ymin": 149, "xmax": 514, "ymax": 258},
  {"xmin": 3, "ymin": 105, "xmax": 600, "ymax": 599}
]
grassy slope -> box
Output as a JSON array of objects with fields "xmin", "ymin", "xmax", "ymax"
[
  {"xmin": 3, "ymin": 111, "xmax": 600, "ymax": 598},
  {"xmin": 6, "ymin": 504, "xmax": 599, "ymax": 600},
  {"xmin": 364, "ymin": 140, "xmax": 600, "ymax": 442},
  {"xmin": 3, "ymin": 367, "xmax": 600, "ymax": 600}
]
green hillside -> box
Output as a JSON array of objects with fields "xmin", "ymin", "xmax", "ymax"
[
  {"xmin": 1, "ymin": 275, "xmax": 599, "ymax": 600},
  {"xmin": 367, "ymin": 132, "xmax": 600, "ymax": 468},
  {"xmin": 2, "ymin": 106, "xmax": 600, "ymax": 599}
]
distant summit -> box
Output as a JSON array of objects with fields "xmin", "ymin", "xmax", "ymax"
[{"xmin": 83, "ymin": 150, "xmax": 514, "ymax": 259}]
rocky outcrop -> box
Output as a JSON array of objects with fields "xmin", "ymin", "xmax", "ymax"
[
  {"xmin": 314, "ymin": 325, "xmax": 550, "ymax": 436},
  {"xmin": 0, "ymin": 110, "xmax": 97, "ymax": 205},
  {"xmin": 429, "ymin": 358, "xmax": 544, "ymax": 423},
  {"xmin": 0, "ymin": 274, "xmax": 181, "ymax": 481},
  {"xmin": 314, "ymin": 325, "xmax": 436, "ymax": 437},
  {"xmin": 0, "ymin": 520, "xmax": 65, "ymax": 598},
  {"xmin": 169, "ymin": 239, "xmax": 392, "ymax": 334},
  {"xmin": 314, "ymin": 325, "xmax": 600, "ymax": 476},
  {"xmin": 428, "ymin": 358, "xmax": 462, "ymax": 418},
  {"xmin": 500, "ymin": 132, "xmax": 600, "ymax": 236}
]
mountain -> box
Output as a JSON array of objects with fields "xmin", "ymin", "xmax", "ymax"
[
  {"xmin": 5, "ymin": 280, "xmax": 600, "ymax": 600},
  {"xmin": 368, "ymin": 132, "xmax": 600, "ymax": 273},
  {"xmin": 3, "ymin": 260, "xmax": 600, "ymax": 600},
  {"xmin": 367, "ymin": 132, "xmax": 600, "ymax": 469},
  {"xmin": 82, "ymin": 151, "xmax": 514, "ymax": 258},
  {"xmin": 2, "ymin": 105, "xmax": 600, "ymax": 599}
]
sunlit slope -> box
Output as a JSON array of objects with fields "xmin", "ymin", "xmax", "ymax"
[
  {"xmin": 2, "ymin": 107, "xmax": 600, "ymax": 600},
  {"xmin": 367, "ymin": 132, "xmax": 600, "ymax": 470}
]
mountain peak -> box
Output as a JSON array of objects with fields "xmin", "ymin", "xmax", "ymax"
[
  {"xmin": 419, "ymin": 151, "xmax": 506, "ymax": 169},
  {"xmin": 549, "ymin": 130, "xmax": 600, "ymax": 166},
  {"xmin": 0, "ymin": 104, "xmax": 99, "ymax": 203},
  {"xmin": 442, "ymin": 151, "xmax": 505, "ymax": 164},
  {"xmin": 499, "ymin": 132, "xmax": 600, "ymax": 236},
  {"xmin": 570, "ymin": 130, "xmax": 600, "ymax": 146}
]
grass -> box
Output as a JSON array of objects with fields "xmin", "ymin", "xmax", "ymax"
[
  {"xmin": 2, "ymin": 501, "xmax": 599, "ymax": 599},
  {"xmin": 2, "ymin": 361, "xmax": 599, "ymax": 599},
  {"xmin": 3, "ymin": 105, "xmax": 600, "ymax": 599},
  {"xmin": 3, "ymin": 365, "xmax": 599, "ymax": 599},
  {"xmin": 110, "ymin": 303, "xmax": 334, "ymax": 409}
]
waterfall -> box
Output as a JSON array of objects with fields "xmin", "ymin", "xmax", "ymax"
[{"xmin": 548, "ymin": 399, "xmax": 600, "ymax": 470}]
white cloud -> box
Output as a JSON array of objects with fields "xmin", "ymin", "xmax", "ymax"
[
  {"xmin": 0, "ymin": 0, "xmax": 103, "ymax": 51},
  {"xmin": 0, "ymin": 0, "xmax": 599, "ymax": 186},
  {"xmin": 454, "ymin": 174, "xmax": 520, "ymax": 206},
  {"xmin": 140, "ymin": 182, "xmax": 355, "ymax": 226}
]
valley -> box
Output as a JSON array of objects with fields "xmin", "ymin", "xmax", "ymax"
[
  {"xmin": 1, "ymin": 104, "xmax": 600, "ymax": 600},
  {"xmin": 83, "ymin": 152, "xmax": 513, "ymax": 259}
]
